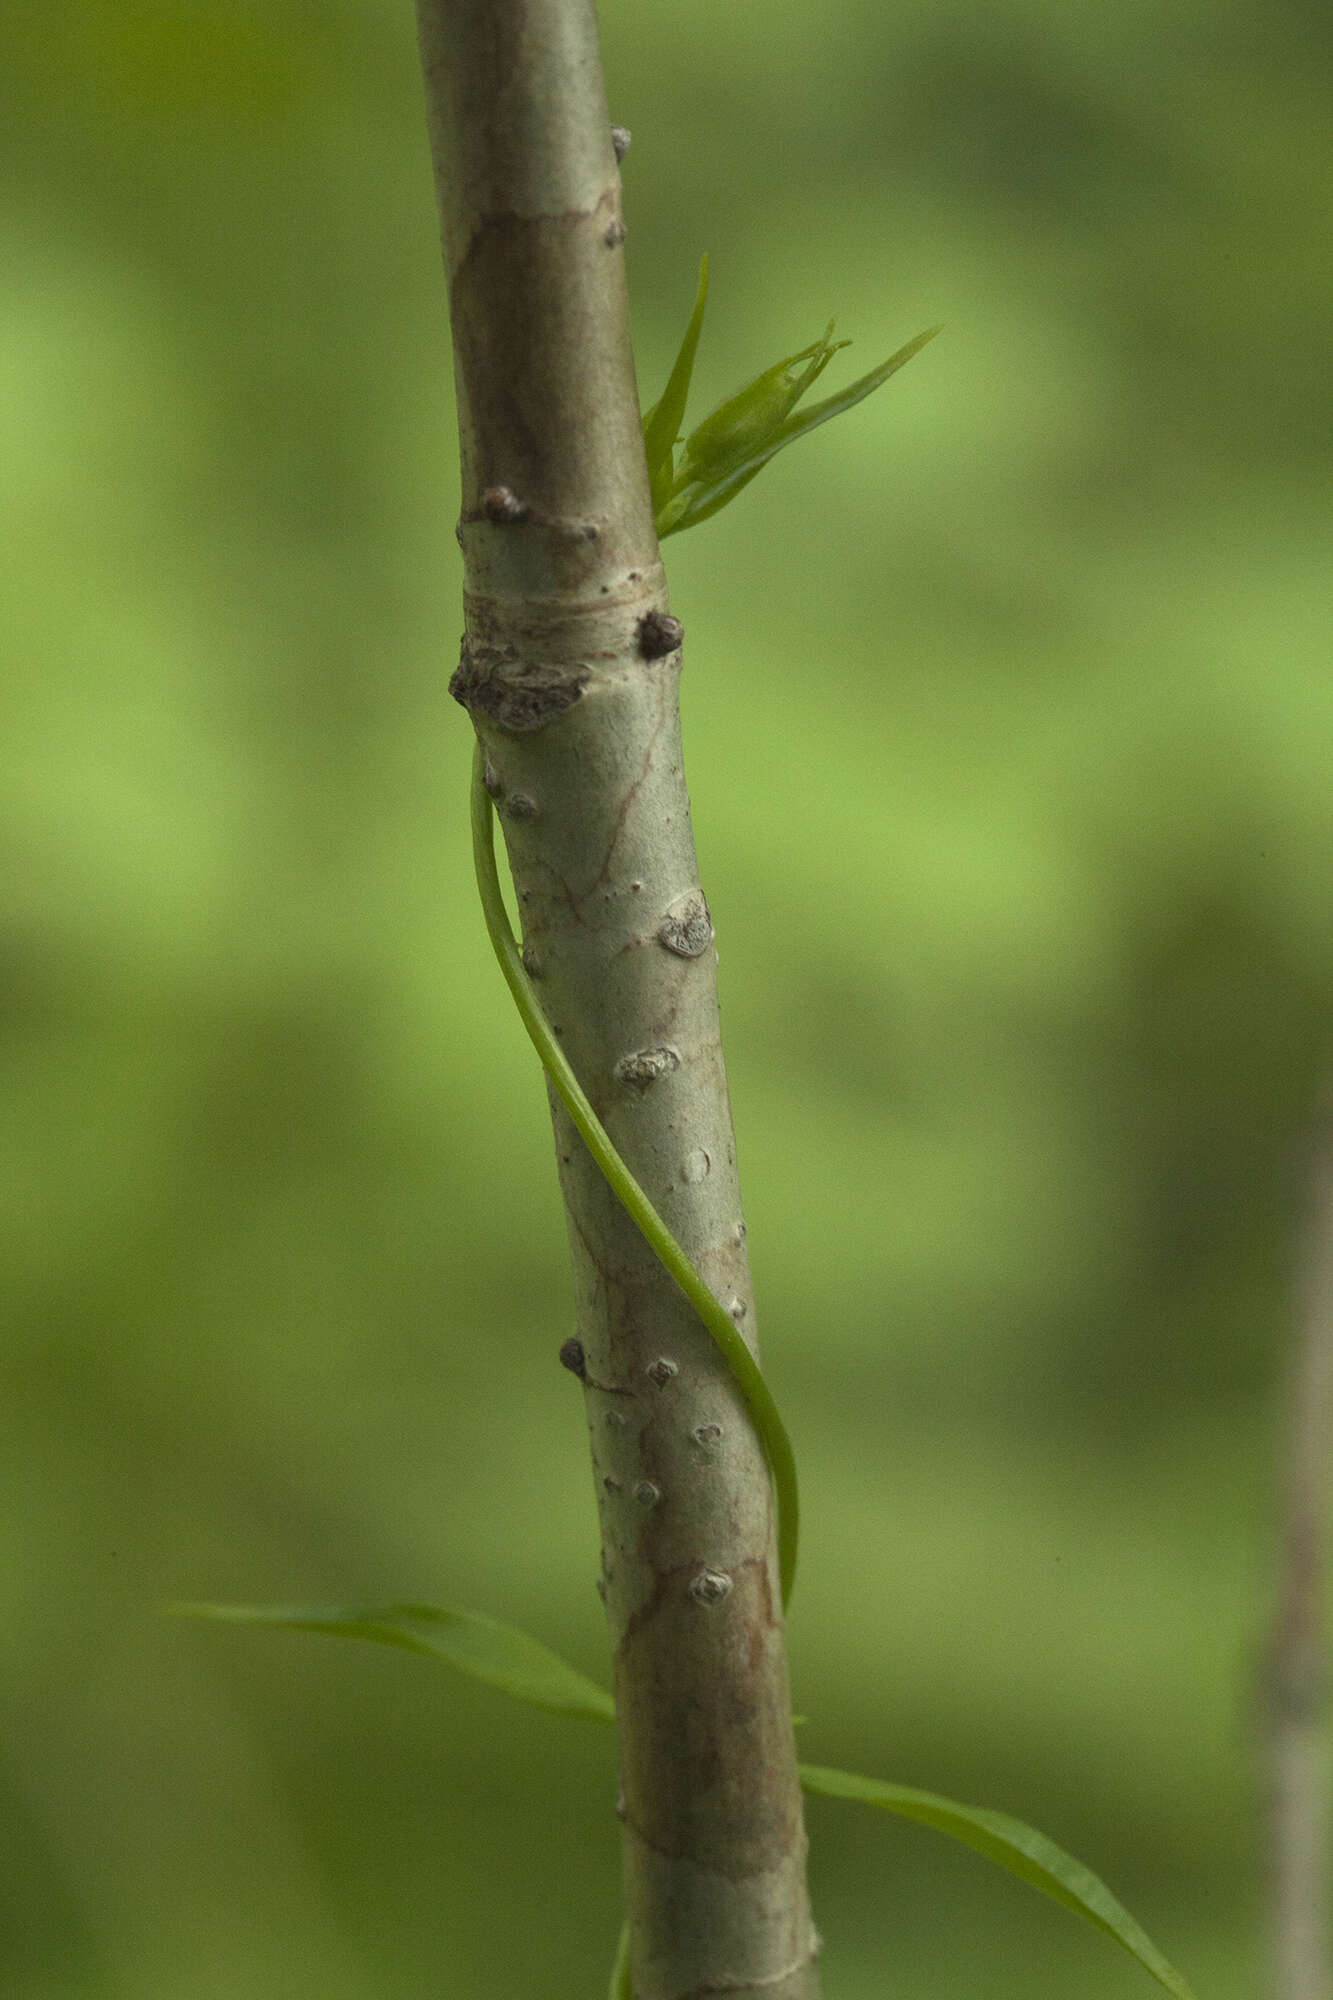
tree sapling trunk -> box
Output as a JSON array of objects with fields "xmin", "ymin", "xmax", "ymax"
[{"xmin": 412, "ymin": 2, "xmax": 819, "ymax": 1992}]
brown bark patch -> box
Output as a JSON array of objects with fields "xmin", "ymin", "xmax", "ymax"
[{"xmin": 450, "ymin": 635, "xmax": 588, "ymax": 731}]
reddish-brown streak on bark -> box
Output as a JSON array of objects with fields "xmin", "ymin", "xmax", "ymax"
[
  {"xmin": 562, "ymin": 1180, "xmax": 617, "ymax": 1288},
  {"xmin": 582, "ymin": 1368, "xmax": 635, "ymax": 1397},
  {"xmin": 451, "ymin": 194, "xmax": 617, "ymax": 290},
  {"xmin": 617, "ymin": 1555, "xmax": 772, "ymax": 1660},
  {"xmin": 520, "ymin": 696, "xmax": 668, "ymax": 928},
  {"xmin": 577, "ymin": 695, "xmax": 670, "ymax": 903},
  {"xmin": 523, "ymin": 850, "xmax": 590, "ymax": 930},
  {"xmin": 615, "ymin": 1559, "xmax": 679, "ymax": 1658}
]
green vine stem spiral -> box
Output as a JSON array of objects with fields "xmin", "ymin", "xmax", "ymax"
[{"xmin": 470, "ymin": 742, "xmax": 800, "ymax": 1612}]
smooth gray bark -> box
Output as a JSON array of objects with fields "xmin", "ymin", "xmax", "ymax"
[{"xmin": 412, "ymin": 4, "xmax": 819, "ymax": 1995}]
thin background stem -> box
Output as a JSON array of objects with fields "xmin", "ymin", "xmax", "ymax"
[{"xmin": 1263, "ymin": 1101, "xmax": 1333, "ymax": 2000}]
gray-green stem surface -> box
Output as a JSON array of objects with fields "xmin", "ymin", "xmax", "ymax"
[
  {"xmin": 469, "ymin": 742, "xmax": 800, "ymax": 1613},
  {"xmin": 412, "ymin": 3, "xmax": 818, "ymax": 1993}
]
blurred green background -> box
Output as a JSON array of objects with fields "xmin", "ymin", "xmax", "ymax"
[{"xmin": 3, "ymin": 0, "xmax": 1330, "ymax": 1994}]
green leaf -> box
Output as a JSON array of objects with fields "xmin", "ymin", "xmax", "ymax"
[
  {"xmin": 660, "ymin": 322, "xmax": 941, "ymax": 539},
  {"xmin": 676, "ymin": 322, "xmax": 848, "ymax": 484},
  {"xmin": 165, "ymin": 1600, "xmax": 617, "ymax": 1725},
  {"xmin": 769, "ymin": 320, "xmax": 941, "ymax": 454},
  {"xmin": 798, "ymin": 1763, "xmax": 1198, "ymax": 2000},
  {"xmin": 641, "ymin": 255, "xmax": 708, "ymax": 520}
]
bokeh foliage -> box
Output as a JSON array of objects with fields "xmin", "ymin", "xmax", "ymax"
[{"xmin": 2, "ymin": 1, "xmax": 1329, "ymax": 1994}]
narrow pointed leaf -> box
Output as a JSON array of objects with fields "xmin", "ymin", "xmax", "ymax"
[
  {"xmin": 165, "ymin": 1600, "xmax": 616, "ymax": 1725},
  {"xmin": 641, "ymin": 255, "xmax": 708, "ymax": 517},
  {"xmin": 677, "ymin": 323, "xmax": 847, "ymax": 485},
  {"xmin": 770, "ymin": 321, "xmax": 942, "ymax": 452},
  {"xmin": 798, "ymin": 1763, "xmax": 1198, "ymax": 2000},
  {"xmin": 657, "ymin": 456, "xmax": 769, "ymax": 537},
  {"xmin": 661, "ymin": 323, "xmax": 941, "ymax": 538}
]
